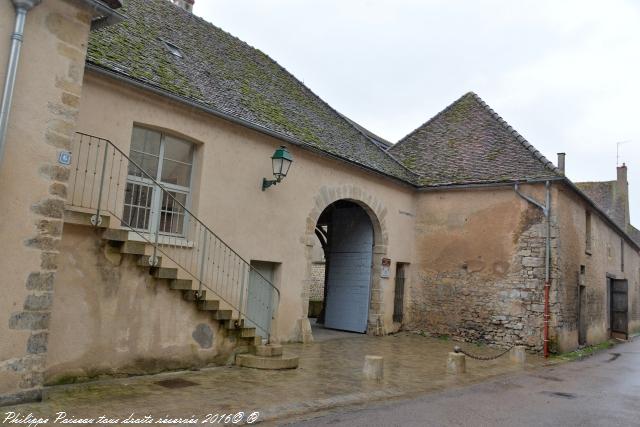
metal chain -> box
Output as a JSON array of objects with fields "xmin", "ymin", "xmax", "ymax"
[{"xmin": 453, "ymin": 345, "xmax": 514, "ymax": 361}]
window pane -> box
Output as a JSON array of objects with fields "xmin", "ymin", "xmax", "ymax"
[
  {"xmin": 123, "ymin": 182, "xmax": 153, "ymax": 230},
  {"xmin": 161, "ymin": 159, "xmax": 191, "ymax": 187},
  {"xmin": 131, "ymin": 127, "xmax": 161, "ymax": 155},
  {"xmin": 128, "ymin": 151, "xmax": 159, "ymax": 179},
  {"xmin": 159, "ymin": 191, "xmax": 187, "ymax": 234},
  {"xmin": 163, "ymin": 136, "xmax": 193, "ymax": 164}
]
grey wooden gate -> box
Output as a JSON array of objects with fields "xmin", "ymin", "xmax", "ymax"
[
  {"xmin": 610, "ymin": 279, "xmax": 628, "ymax": 338},
  {"xmin": 324, "ymin": 206, "xmax": 373, "ymax": 333}
]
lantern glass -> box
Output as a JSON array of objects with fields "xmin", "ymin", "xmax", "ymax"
[
  {"xmin": 272, "ymin": 157, "xmax": 284, "ymax": 180},
  {"xmin": 271, "ymin": 146, "xmax": 293, "ymax": 181}
]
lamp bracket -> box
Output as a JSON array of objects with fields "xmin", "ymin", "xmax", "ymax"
[{"xmin": 262, "ymin": 178, "xmax": 278, "ymax": 191}]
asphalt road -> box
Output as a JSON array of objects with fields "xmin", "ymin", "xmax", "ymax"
[{"xmin": 287, "ymin": 338, "xmax": 640, "ymax": 427}]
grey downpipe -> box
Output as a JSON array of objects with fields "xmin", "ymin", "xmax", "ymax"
[
  {"xmin": 514, "ymin": 180, "xmax": 551, "ymax": 357},
  {"xmin": 0, "ymin": 0, "xmax": 41, "ymax": 168}
]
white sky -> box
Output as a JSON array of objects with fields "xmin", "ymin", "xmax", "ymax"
[{"xmin": 194, "ymin": 0, "xmax": 639, "ymax": 225}]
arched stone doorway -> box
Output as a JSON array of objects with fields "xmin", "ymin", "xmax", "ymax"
[{"xmin": 299, "ymin": 186, "xmax": 388, "ymax": 342}]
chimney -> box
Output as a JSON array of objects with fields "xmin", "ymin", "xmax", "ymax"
[
  {"xmin": 616, "ymin": 163, "xmax": 630, "ymax": 228},
  {"xmin": 171, "ymin": 0, "xmax": 194, "ymax": 12},
  {"xmin": 557, "ymin": 153, "xmax": 566, "ymax": 175}
]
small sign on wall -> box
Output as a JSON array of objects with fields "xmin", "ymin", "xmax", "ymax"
[
  {"xmin": 381, "ymin": 257, "xmax": 391, "ymax": 278},
  {"xmin": 58, "ymin": 151, "xmax": 72, "ymax": 165}
]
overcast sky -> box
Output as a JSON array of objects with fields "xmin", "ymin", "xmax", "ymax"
[{"xmin": 194, "ymin": 0, "xmax": 639, "ymax": 224}]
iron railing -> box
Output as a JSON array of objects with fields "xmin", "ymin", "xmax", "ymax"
[{"xmin": 67, "ymin": 132, "xmax": 279, "ymax": 341}]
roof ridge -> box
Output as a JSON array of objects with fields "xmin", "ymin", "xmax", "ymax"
[
  {"xmin": 575, "ymin": 180, "xmax": 616, "ymax": 185},
  {"xmin": 467, "ymin": 92, "xmax": 561, "ymax": 176}
]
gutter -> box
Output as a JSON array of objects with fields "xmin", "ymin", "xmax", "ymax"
[
  {"xmin": 85, "ymin": 63, "xmax": 416, "ymax": 189},
  {"xmin": 81, "ymin": 0, "xmax": 126, "ymax": 30},
  {"xmin": 417, "ymin": 177, "xmax": 564, "ymax": 192},
  {"xmin": 0, "ymin": 0, "xmax": 41, "ymax": 168}
]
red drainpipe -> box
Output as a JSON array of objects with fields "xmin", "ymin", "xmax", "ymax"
[{"xmin": 544, "ymin": 280, "xmax": 550, "ymax": 358}]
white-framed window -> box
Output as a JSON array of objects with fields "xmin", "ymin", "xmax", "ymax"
[{"xmin": 123, "ymin": 127, "xmax": 194, "ymax": 236}]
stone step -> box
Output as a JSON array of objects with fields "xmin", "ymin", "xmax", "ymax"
[
  {"xmin": 182, "ymin": 290, "xmax": 206, "ymax": 301},
  {"xmin": 138, "ymin": 255, "xmax": 161, "ymax": 267},
  {"xmin": 102, "ymin": 228, "xmax": 128, "ymax": 242},
  {"xmin": 223, "ymin": 319, "xmax": 244, "ymax": 329},
  {"xmin": 235, "ymin": 353, "xmax": 299, "ymax": 370},
  {"xmin": 239, "ymin": 327, "xmax": 256, "ymax": 338},
  {"xmin": 120, "ymin": 241, "xmax": 146, "ymax": 255},
  {"xmin": 64, "ymin": 209, "xmax": 110, "ymax": 228},
  {"xmin": 169, "ymin": 279, "xmax": 193, "ymax": 291},
  {"xmin": 213, "ymin": 310, "xmax": 233, "ymax": 320},
  {"xmin": 247, "ymin": 335, "xmax": 263, "ymax": 346},
  {"xmin": 152, "ymin": 267, "xmax": 178, "ymax": 279},
  {"xmin": 253, "ymin": 344, "xmax": 283, "ymax": 357},
  {"xmin": 197, "ymin": 300, "xmax": 220, "ymax": 311}
]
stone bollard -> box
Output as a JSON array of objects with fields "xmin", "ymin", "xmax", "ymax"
[
  {"xmin": 510, "ymin": 345, "xmax": 527, "ymax": 366},
  {"xmin": 447, "ymin": 352, "xmax": 466, "ymax": 374},
  {"xmin": 363, "ymin": 355, "xmax": 384, "ymax": 381}
]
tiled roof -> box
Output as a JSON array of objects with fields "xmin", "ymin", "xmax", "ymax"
[
  {"xmin": 86, "ymin": 0, "xmax": 416, "ymax": 183},
  {"xmin": 388, "ymin": 92, "xmax": 561, "ymax": 187},
  {"xmin": 575, "ymin": 181, "xmax": 621, "ymax": 224},
  {"xmin": 576, "ymin": 180, "xmax": 640, "ymax": 246}
]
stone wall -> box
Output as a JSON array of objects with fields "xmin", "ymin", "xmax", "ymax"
[
  {"xmin": 0, "ymin": 0, "xmax": 93, "ymax": 405},
  {"xmin": 309, "ymin": 263, "xmax": 326, "ymax": 301},
  {"xmin": 407, "ymin": 185, "xmax": 558, "ymax": 352},
  {"xmin": 554, "ymin": 183, "xmax": 640, "ymax": 351}
]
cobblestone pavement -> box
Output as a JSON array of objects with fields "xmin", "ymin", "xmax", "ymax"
[
  {"xmin": 286, "ymin": 337, "xmax": 639, "ymax": 427},
  {"xmin": 2, "ymin": 332, "xmax": 547, "ymax": 425}
]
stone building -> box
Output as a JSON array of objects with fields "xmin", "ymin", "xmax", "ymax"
[{"xmin": 1, "ymin": 0, "xmax": 639, "ymax": 406}]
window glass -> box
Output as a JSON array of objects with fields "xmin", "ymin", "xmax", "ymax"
[
  {"xmin": 128, "ymin": 150, "xmax": 159, "ymax": 179},
  {"xmin": 163, "ymin": 135, "xmax": 193, "ymax": 164},
  {"xmin": 131, "ymin": 128, "xmax": 161, "ymax": 155},
  {"xmin": 129, "ymin": 128, "xmax": 161, "ymax": 178},
  {"xmin": 161, "ymin": 159, "xmax": 191, "ymax": 187}
]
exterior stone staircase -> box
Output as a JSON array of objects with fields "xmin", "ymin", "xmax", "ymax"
[{"xmin": 65, "ymin": 210, "xmax": 299, "ymax": 370}]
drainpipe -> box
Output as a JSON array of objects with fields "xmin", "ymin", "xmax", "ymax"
[
  {"xmin": 514, "ymin": 181, "xmax": 552, "ymax": 358},
  {"xmin": 0, "ymin": 0, "xmax": 41, "ymax": 168}
]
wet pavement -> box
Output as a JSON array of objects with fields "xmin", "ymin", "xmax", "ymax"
[
  {"xmin": 287, "ymin": 337, "xmax": 640, "ymax": 427},
  {"xmin": 1, "ymin": 331, "xmax": 547, "ymax": 425}
]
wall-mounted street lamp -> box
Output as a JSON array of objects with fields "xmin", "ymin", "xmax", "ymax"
[{"xmin": 262, "ymin": 145, "xmax": 293, "ymax": 191}]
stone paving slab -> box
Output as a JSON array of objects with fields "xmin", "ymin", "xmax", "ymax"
[{"xmin": 1, "ymin": 333, "xmax": 548, "ymax": 425}]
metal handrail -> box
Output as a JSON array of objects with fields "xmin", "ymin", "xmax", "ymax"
[{"xmin": 67, "ymin": 132, "xmax": 279, "ymax": 340}]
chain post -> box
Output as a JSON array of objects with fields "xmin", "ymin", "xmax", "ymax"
[{"xmin": 90, "ymin": 139, "xmax": 109, "ymax": 227}]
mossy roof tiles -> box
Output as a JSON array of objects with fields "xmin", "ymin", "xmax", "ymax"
[
  {"xmin": 86, "ymin": 0, "xmax": 416, "ymax": 183},
  {"xmin": 87, "ymin": 1, "xmax": 563, "ymax": 189},
  {"xmin": 388, "ymin": 92, "xmax": 561, "ymax": 187}
]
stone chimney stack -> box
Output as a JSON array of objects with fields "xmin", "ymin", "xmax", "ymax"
[
  {"xmin": 171, "ymin": 0, "xmax": 194, "ymax": 12},
  {"xmin": 557, "ymin": 153, "xmax": 566, "ymax": 175},
  {"xmin": 616, "ymin": 163, "xmax": 630, "ymax": 228}
]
